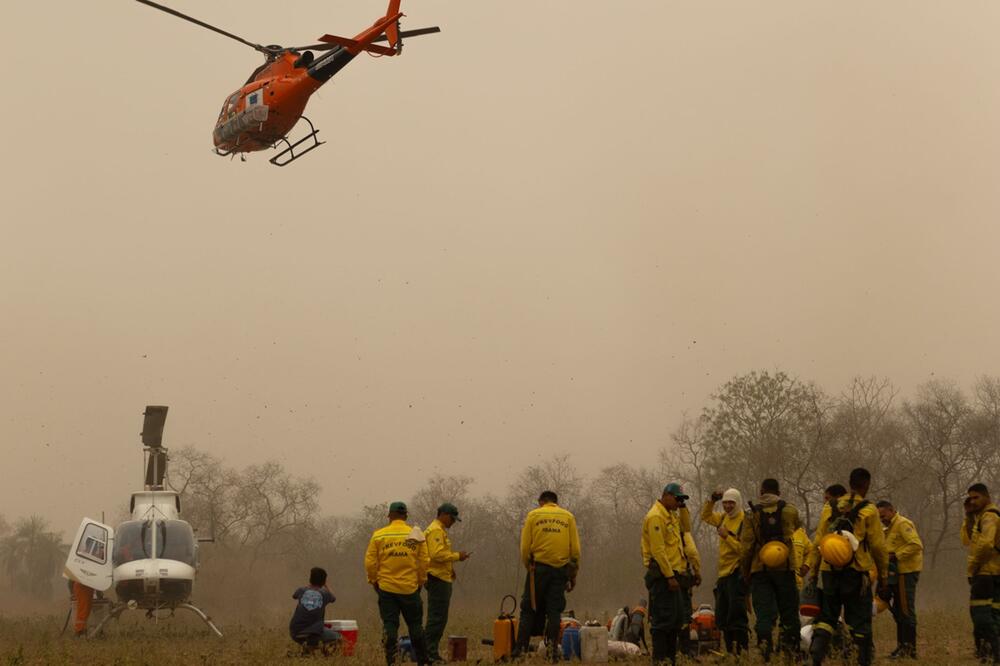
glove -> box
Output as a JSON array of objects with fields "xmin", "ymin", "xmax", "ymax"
[{"xmin": 876, "ymin": 580, "xmax": 891, "ymax": 602}]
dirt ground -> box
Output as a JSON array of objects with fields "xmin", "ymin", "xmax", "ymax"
[{"xmin": 0, "ymin": 608, "xmax": 987, "ymax": 665}]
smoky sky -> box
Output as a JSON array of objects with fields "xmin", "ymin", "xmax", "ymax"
[{"xmin": 2, "ymin": 1, "xmax": 999, "ymax": 536}]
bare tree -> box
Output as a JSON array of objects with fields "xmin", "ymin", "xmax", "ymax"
[
  {"xmin": 409, "ymin": 474, "xmax": 474, "ymax": 523},
  {"xmin": 232, "ymin": 462, "xmax": 321, "ymax": 573},
  {"xmin": 902, "ymin": 380, "xmax": 976, "ymax": 567},
  {"xmin": 695, "ymin": 370, "xmax": 830, "ymax": 528}
]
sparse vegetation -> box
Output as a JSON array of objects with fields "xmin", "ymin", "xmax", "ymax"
[{"xmin": 0, "ymin": 611, "xmax": 989, "ymax": 664}]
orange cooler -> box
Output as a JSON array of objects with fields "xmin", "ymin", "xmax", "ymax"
[{"xmin": 326, "ymin": 620, "xmax": 359, "ymax": 655}]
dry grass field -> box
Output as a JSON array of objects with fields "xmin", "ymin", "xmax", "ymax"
[{"xmin": 0, "ymin": 609, "xmax": 988, "ymax": 665}]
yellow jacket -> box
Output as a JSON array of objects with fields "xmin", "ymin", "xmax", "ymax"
[
  {"xmin": 791, "ymin": 527, "xmax": 814, "ymax": 588},
  {"xmin": 520, "ymin": 503, "xmax": 581, "ymax": 569},
  {"xmin": 739, "ymin": 498, "xmax": 801, "ymax": 575},
  {"xmin": 642, "ymin": 501, "xmax": 685, "ymax": 577},
  {"xmin": 365, "ymin": 520, "xmax": 429, "ymax": 595},
  {"xmin": 963, "ymin": 504, "xmax": 1000, "ymax": 577},
  {"xmin": 884, "ymin": 513, "xmax": 923, "ymax": 574},
  {"xmin": 811, "ymin": 494, "xmax": 888, "ymax": 579},
  {"xmin": 425, "ymin": 519, "xmax": 460, "ymax": 582},
  {"xmin": 700, "ymin": 500, "xmax": 745, "ymax": 577},
  {"xmin": 681, "ymin": 529, "xmax": 701, "ymax": 577}
]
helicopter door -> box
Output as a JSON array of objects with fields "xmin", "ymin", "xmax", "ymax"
[{"xmin": 64, "ymin": 518, "xmax": 115, "ymax": 591}]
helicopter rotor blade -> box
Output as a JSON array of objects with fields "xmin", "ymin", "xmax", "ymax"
[
  {"xmin": 134, "ymin": 0, "xmax": 271, "ymax": 55},
  {"xmin": 372, "ymin": 26, "xmax": 441, "ymax": 43},
  {"xmin": 291, "ymin": 27, "xmax": 441, "ymax": 53}
]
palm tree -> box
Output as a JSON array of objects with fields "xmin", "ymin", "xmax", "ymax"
[{"xmin": 0, "ymin": 516, "xmax": 67, "ymax": 598}]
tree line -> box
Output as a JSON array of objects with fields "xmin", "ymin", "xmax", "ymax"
[{"xmin": 3, "ymin": 371, "xmax": 997, "ymax": 615}]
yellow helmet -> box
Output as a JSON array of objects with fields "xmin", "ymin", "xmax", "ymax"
[
  {"xmin": 760, "ymin": 541, "xmax": 789, "ymax": 568},
  {"xmin": 819, "ymin": 533, "xmax": 853, "ymax": 568},
  {"xmin": 875, "ymin": 598, "xmax": 889, "ymax": 614}
]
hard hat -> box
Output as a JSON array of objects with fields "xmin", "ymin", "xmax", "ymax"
[
  {"xmin": 875, "ymin": 598, "xmax": 889, "ymax": 614},
  {"xmin": 760, "ymin": 541, "xmax": 789, "ymax": 568},
  {"xmin": 819, "ymin": 533, "xmax": 854, "ymax": 567}
]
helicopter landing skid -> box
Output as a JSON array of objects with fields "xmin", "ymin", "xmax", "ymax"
[
  {"xmin": 269, "ymin": 116, "xmax": 324, "ymax": 167},
  {"xmin": 177, "ymin": 602, "xmax": 224, "ymax": 637},
  {"xmin": 88, "ymin": 601, "xmax": 223, "ymax": 638}
]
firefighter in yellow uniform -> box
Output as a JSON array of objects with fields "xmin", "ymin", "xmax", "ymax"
[
  {"xmin": 791, "ymin": 525, "xmax": 815, "ymax": 589},
  {"xmin": 512, "ymin": 490, "xmax": 581, "ymax": 661},
  {"xmin": 808, "ymin": 468, "xmax": 888, "ymax": 666},
  {"xmin": 642, "ymin": 483, "xmax": 689, "ymax": 665},
  {"xmin": 423, "ymin": 503, "xmax": 470, "ymax": 663},
  {"xmin": 962, "ymin": 483, "xmax": 1000, "ymax": 662},
  {"xmin": 740, "ymin": 478, "xmax": 802, "ymax": 661},
  {"xmin": 701, "ymin": 488, "xmax": 748, "ymax": 654},
  {"xmin": 365, "ymin": 501, "xmax": 430, "ymax": 666},
  {"xmin": 876, "ymin": 500, "xmax": 922, "ymax": 658}
]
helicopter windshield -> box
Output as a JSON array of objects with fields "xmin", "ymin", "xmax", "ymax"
[{"xmin": 114, "ymin": 520, "xmax": 197, "ymax": 566}]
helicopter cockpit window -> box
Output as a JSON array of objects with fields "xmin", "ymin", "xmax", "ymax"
[
  {"xmin": 218, "ymin": 93, "xmax": 241, "ymax": 122},
  {"xmin": 160, "ymin": 520, "xmax": 197, "ymax": 566},
  {"xmin": 76, "ymin": 523, "xmax": 109, "ymax": 565},
  {"xmin": 113, "ymin": 520, "xmax": 197, "ymax": 566},
  {"xmin": 114, "ymin": 521, "xmax": 145, "ymax": 565}
]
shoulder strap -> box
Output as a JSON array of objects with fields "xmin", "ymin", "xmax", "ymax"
[{"xmin": 846, "ymin": 499, "xmax": 870, "ymax": 521}]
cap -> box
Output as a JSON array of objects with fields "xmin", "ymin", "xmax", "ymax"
[
  {"xmin": 389, "ymin": 501, "xmax": 408, "ymax": 514},
  {"xmin": 437, "ymin": 502, "xmax": 461, "ymax": 522},
  {"xmin": 663, "ymin": 483, "xmax": 689, "ymax": 500}
]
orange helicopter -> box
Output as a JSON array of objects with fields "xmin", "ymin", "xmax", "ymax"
[{"xmin": 135, "ymin": 0, "xmax": 440, "ymax": 166}]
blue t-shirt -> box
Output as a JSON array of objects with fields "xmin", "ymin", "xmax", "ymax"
[{"xmin": 289, "ymin": 586, "xmax": 336, "ymax": 637}]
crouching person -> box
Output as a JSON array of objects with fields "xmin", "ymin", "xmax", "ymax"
[{"xmin": 289, "ymin": 567, "xmax": 339, "ymax": 652}]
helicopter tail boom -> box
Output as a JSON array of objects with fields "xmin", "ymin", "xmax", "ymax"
[
  {"xmin": 318, "ymin": 9, "xmax": 404, "ymax": 57},
  {"xmin": 385, "ymin": 0, "xmax": 401, "ymax": 47}
]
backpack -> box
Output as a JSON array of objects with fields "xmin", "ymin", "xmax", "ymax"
[
  {"xmin": 828, "ymin": 498, "xmax": 870, "ymax": 540},
  {"xmin": 752, "ymin": 500, "xmax": 787, "ymax": 545}
]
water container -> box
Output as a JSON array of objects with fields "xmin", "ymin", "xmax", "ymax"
[
  {"xmin": 325, "ymin": 620, "xmax": 359, "ymax": 656},
  {"xmin": 448, "ymin": 636, "xmax": 468, "ymax": 662},
  {"xmin": 561, "ymin": 625, "xmax": 581, "ymax": 660},
  {"xmin": 492, "ymin": 596, "xmax": 519, "ymax": 662},
  {"xmin": 580, "ymin": 626, "xmax": 609, "ymax": 662}
]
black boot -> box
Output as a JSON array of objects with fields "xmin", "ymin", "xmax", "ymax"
[
  {"xmin": 735, "ymin": 631, "xmax": 749, "ymax": 654},
  {"xmin": 757, "ymin": 637, "xmax": 773, "ymax": 663},
  {"xmin": 854, "ymin": 637, "xmax": 873, "ymax": 666},
  {"xmin": 664, "ymin": 629, "xmax": 678, "ymax": 666},
  {"xmin": 651, "ymin": 629, "xmax": 669, "ymax": 665},
  {"xmin": 809, "ymin": 628, "xmax": 831, "ymax": 666},
  {"xmin": 976, "ymin": 636, "xmax": 987, "ymax": 663},
  {"xmin": 889, "ymin": 621, "xmax": 903, "ymax": 658}
]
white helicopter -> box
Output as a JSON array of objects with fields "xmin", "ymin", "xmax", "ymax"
[{"xmin": 64, "ymin": 406, "xmax": 223, "ymax": 637}]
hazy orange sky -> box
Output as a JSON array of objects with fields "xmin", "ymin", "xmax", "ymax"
[{"xmin": 3, "ymin": 1, "xmax": 999, "ymax": 536}]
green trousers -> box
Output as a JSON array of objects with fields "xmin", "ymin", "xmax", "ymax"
[
  {"xmin": 812, "ymin": 568, "xmax": 873, "ymax": 665},
  {"xmin": 715, "ymin": 571, "xmax": 749, "ymax": 651},
  {"xmin": 970, "ymin": 574, "xmax": 1000, "ymax": 659},
  {"xmin": 514, "ymin": 563, "xmax": 568, "ymax": 657},
  {"xmin": 645, "ymin": 562, "xmax": 684, "ymax": 664},
  {"xmin": 378, "ymin": 588, "xmax": 428, "ymax": 666},
  {"xmin": 423, "ymin": 575, "xmax": 453, "ymax": 662},
  {"xmin": 888, "ymin": 571, "xmax": 918, "ymax": 630},
  {"xmin": 750, "ymin": 570, "xmax": 800, "ymax": 654}
]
